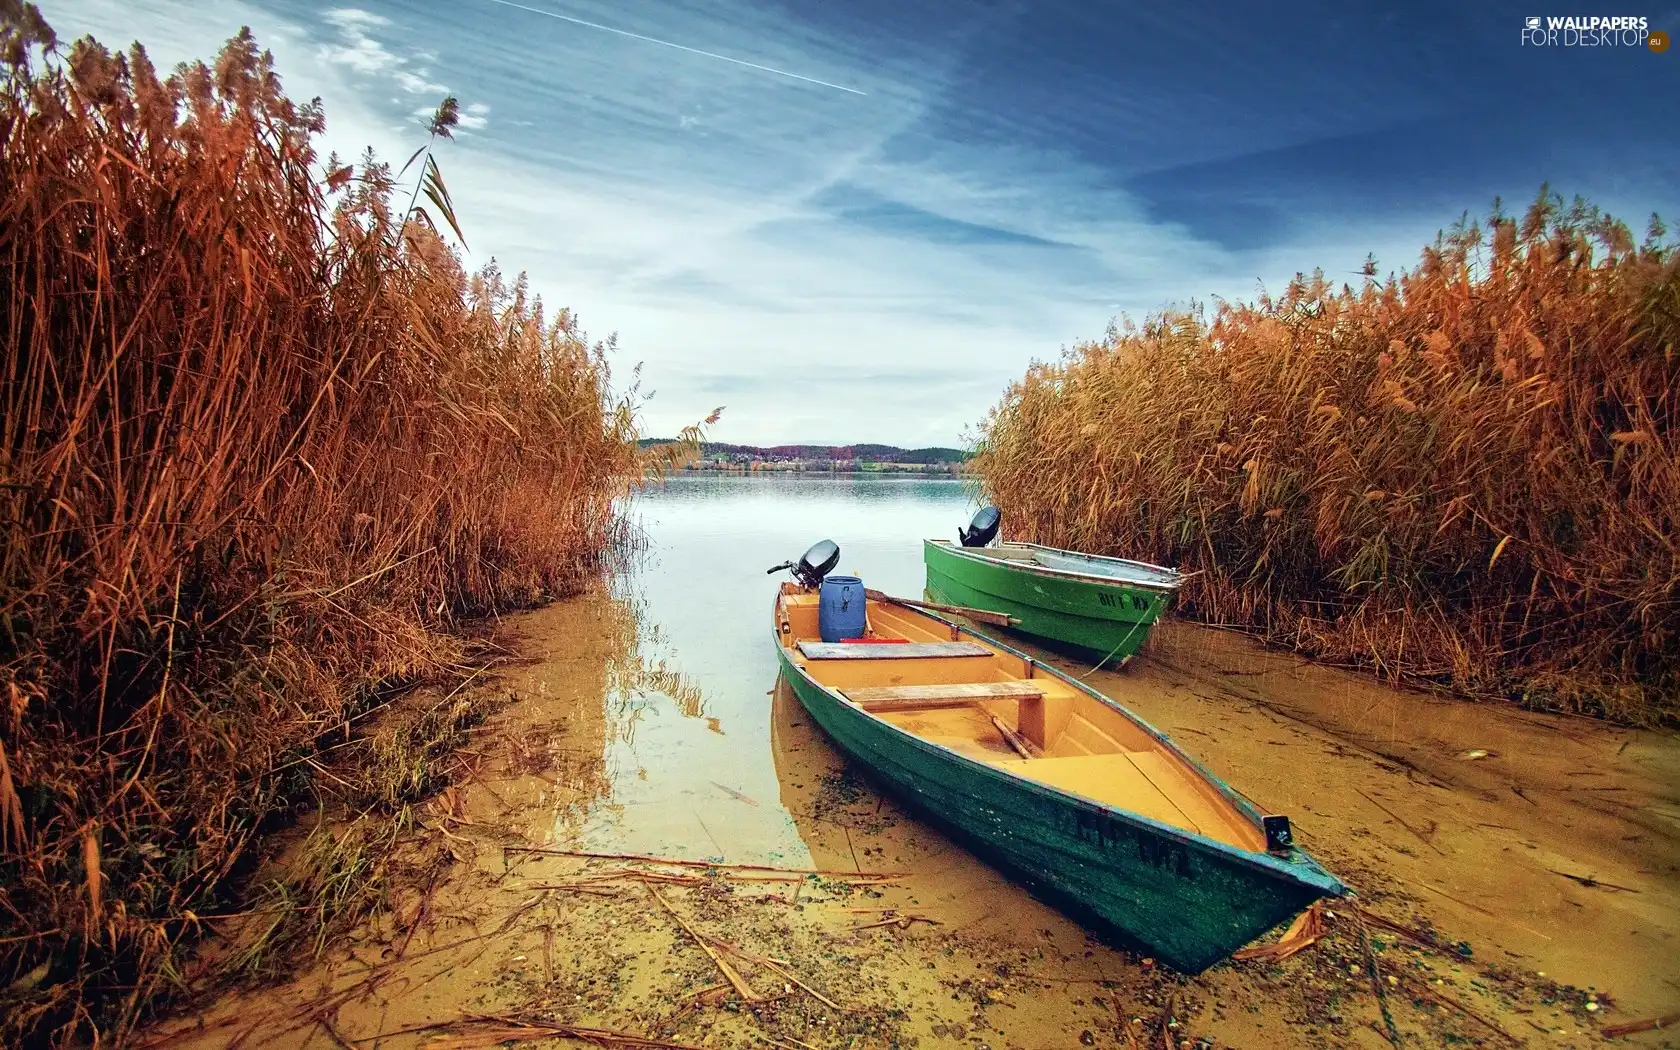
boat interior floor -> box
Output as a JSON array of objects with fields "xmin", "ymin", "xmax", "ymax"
[{"xmin": 777, "ymin": 586, "xmax": 1261, "ymax": 851}]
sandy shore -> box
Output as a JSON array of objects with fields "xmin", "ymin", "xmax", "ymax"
[{"xmin": 140, "ymin": 597, "xmax": 1679, "ymax": 1049}]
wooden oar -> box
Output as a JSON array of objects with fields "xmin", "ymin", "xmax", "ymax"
[{"xmin": 864, "ymin": 588, "xmax": 1020, "ymax": 628}]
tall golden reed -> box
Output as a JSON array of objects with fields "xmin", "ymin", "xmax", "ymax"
[
  {"xmin": 973, "ymin": 193, "xmax": 1678, "ymax": 723},
  {"xmin": 0, "ymin": 11, "xmax": 677, "ymax": 1043}
]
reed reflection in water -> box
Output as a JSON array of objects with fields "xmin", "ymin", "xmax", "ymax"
[{"xmin": 561, "ymin": 474, "xmax": 973, "ymax": 864}]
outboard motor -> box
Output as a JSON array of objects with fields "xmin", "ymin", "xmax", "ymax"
[
  {"xmin": 766, "ymin": 539, "xmax": 841, "ymax": 589},
  {"xmin": 958, "ymin": 505, "xmax": 1001, "ymax": 548}
]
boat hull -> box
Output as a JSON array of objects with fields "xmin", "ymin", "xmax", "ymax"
[
  {"xmin": 775, "ymin": 644, "xmax": 1333, "ymax": 972},
  {"xmin": 924, "ymin": 540, "xmax": 1175, "ymax": 666}
]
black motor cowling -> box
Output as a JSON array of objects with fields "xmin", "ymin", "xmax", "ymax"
[
  {"xmin": 958, "ymin": 505, "xmax": 1001, "ymax": 547},
  {"xmin": 794, "ymin": 539, "xmax": 841, "ymax": 587},
  {"xmin": 767, "ymin": 539, "xmax": 841, "ymax": 588}
]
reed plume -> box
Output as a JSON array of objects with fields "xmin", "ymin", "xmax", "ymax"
[{"xmin": 973, "ymin": 192, "xmax": 1678, "ymax": 723}]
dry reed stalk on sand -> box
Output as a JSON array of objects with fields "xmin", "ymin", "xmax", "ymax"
[
  {"xmin": 1151, "ymin": 992, "xmax": 1177, "ymax": 1050},
  {"xmin": 1600, "ymin": 1011, "xmax": 1680, "ymax": 1037},
  {"xmin": 1395, "ymin": 972, "xmax": 1522, "ymax": 1046},
  {"xmin": 971, "ymin": 190, "xmax": 1679, "ymax": 723},
  {"xmin": 847, "ymin": 913, "xmax": 940, "ymax": 933},
  {"xmin": 644, "ymin": 883, "xmax": 760, "ymax": 1002},
  {"xmin": 1353, "ymin": 908, "xmax": 1405, "ymax": 1046},
  {"xmin": 0, "ymin": 9, "xmax": 711, "ymax": 1045},
  {"xmin": 1339, "ymin": 904, "xmax": 1444, "ymax": 953},
  {"xmin": 701, "ymin": 934, "xmax": 843, "ymax": 1011},
  {"xmin": 369, "ymin": 1015, "xmax": 709, "ymax": 1050},
  {"xmin": 640, "ymin": 882, "xmax": 847, "ymax": 1013},
  {"xmin": 502, "ymin": 844, "xmax": 908, "ymax": 879}
]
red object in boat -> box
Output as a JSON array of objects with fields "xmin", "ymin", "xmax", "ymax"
[{"xmin": 839, "ymin": 636, "xmax": 908, "ymax": 643}]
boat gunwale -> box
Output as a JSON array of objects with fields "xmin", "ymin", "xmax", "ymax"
[
  {"xmin": 772, "ymin": 587, "xmax": 1346, "ymax": 897},
  {"xmin": 926, "ymin": 538, "xmax": 1186, "ymax": 594}
]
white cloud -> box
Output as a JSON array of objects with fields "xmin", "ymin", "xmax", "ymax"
[
  {"xmin": 459, "ymin": 101, "xmax": 490, "ymax": 129},
  {"xmin": 393, "ymin": 69, "xmax": 447, "ymax": 95},
  {"xmin": 322, "ymin": 8, "xmax": 390, "ymax": 29},
  {"xmin": 46, "ymin": 0, "xmax": 1473, "ymax": 447},
  {"xmin": 310, "ymin": 5, "xmax": 478, "ymax": 130},
  {"xmin": 317, "ymin": 10, "xmax": 399, "ymax": 75}
]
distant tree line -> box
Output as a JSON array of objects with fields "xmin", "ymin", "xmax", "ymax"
[{"xmin": 636, "ymin": 440, "xmax": 968, "ymax": 466}]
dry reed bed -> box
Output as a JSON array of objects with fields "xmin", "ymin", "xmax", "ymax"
[
  {"xmin": 973, "ymin": 192, "xmax": 1678, "ymax": 723},
  {"xmin": 0, "ymin": 12, "xmax": 671, "ymax": 1045}
]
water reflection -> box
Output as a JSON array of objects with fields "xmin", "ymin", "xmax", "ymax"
[
  {"xmin": 495, "ymin": 586, "xmax": 641, "ymax": 840},
  {"xmin": 562, "ymin": 474, "xmax": 973, "ymax": 867},
  {"xmin": 160, "ymin": 475, "xmax": 1673, "ymax": 1050},
  {"xmin": 148, "ymin": 484, "xmax": 1676, "ymax": 1050},
  {"xmin": 549, "ymin": 473, "xmax": 1094, "ymax": 950}
]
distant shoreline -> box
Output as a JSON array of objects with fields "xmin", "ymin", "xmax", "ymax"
[
  {"xmin": 670, "ymin": 465, "xmax": 974, "ymax": 477},
  {"xmin": 639, "ymin": 439, "xmax": 969, "ymax": 476}
]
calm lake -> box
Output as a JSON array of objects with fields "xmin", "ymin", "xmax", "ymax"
[
  {"xmin": 561, "ymin": 472, "xmax": 976, "ymax": 865},
  {"xmin": 154, "ymin": 473, "xmax": 1680, "ymax": 1049},
  {"xmin": 508, "ymin": 473, "xmax": 1679, "ymax": 1022}
]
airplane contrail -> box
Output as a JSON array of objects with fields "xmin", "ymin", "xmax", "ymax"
[{"xmin": 483, "ymin": 0, "xmax": 869, "ymax": 96}]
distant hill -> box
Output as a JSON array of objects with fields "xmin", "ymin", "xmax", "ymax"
[{"xmin": 638, "ymin": 440, "xmax": 967, "ymax": 464}]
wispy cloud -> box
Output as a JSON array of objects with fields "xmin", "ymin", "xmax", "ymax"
[
  {"xmin": 482, "ymin": 0, "xmax": 867, "ymax": 96},
  {"xmin": 49, "ymin": 0, "xmax": 1680, "ymax": 446},
  {"xmin": 317, "ymin": 5, "xmax": 471, "ymax": 128},
  {"xmin": 459, "ymin": 101, "xmax": 490, "ymax": 130},
  {"xmin": 318, "ymin": 8, "xmax": 399, "ymax": 74},
  {"xmin": 392, "ymin": 69, "xmax": 447, "ymax": 94}
]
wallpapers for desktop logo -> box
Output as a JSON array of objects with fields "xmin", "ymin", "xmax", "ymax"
[{"xmin": 1521, "ymin": 14, "xmax": 1668, "ymax": 50}]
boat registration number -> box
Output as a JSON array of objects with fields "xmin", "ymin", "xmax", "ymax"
[
  {"xmin": 1097, "ymin": 592, "xmax": 1153, "ymax": 611},
  {"xmin": 1075, "ymin": 810, "xmax": 1193, "ymax": 878}
]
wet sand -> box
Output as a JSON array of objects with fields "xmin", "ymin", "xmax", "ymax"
[{"xmin": 141, "ymin": 593, "xmax": 1679, "ymax": 1049}]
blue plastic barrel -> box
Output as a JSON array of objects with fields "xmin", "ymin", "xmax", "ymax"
[{"xmin": 818, "ymin": 575, "xmax": 866, "ymax": 642}]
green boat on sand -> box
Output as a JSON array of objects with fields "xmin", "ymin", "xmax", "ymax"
[
  {"xmin": 925, "ymin": 508, "xmax": 1186, "ymax": 668},
  {"xmin": 768, "ymin": 541, "xmax": 1346, "ymax": 973}
]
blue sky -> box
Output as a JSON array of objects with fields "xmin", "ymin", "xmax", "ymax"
[{"xmin": 48, "ymin": 1, "xmax": 1680, "ymax": 446}]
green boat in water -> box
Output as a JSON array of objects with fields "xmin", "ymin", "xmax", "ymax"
[
  {"xmin": 768, "ymin": 541, "xmax": 1346, "ymax": 973},
  {"xmin": 925, "ymin": 506, "xmax": 1185, "ymax": 668}
]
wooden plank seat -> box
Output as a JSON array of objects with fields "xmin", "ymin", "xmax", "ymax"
[
  {"xmin": 841, "ymin": 681, "xmax": 1044, "ymax": 712},
  {"xmin": 798, "ymin": 641, "xmax": 992, "ymax": 660}
]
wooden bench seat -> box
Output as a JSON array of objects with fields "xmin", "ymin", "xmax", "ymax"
[
  {"xmin": 841, "ymin": 681, "xmax": 1044, "ymax": 712},
  {"xmin": 798, "ymin": 641, "xmax": 992, "ymax": 660}
]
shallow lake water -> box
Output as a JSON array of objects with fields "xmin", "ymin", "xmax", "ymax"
[
  {"xmin": 576, "ymin": 473, "xmax": 974, "ymax": 866},
  {"xmin": 148, "ymin": 474, "xmax": 1680, "ymax": 1050}
]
